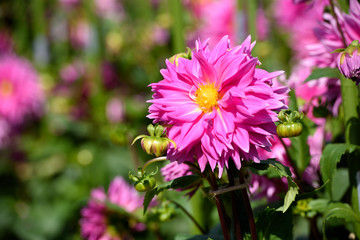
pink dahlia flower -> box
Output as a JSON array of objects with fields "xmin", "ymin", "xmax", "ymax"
[
  {"xmin": 80, "ymin": 177, "xmax": 146, "ymax": 240},
  {"xmin": 106, "ymin": 98, "xmax": 124, "ymax": 124},
  {"xmin": 0, "ymin": 55, "xmax": 43, "ymax": 124},
  {"xmin": 148, "ymin": 36, "xmax": 289, "ymax": 176}
]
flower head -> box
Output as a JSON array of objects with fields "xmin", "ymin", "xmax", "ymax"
[
  {"xmin": 0, "ymin": 55, "xmax": 43, "ymax": 124},
  {"xmin": 80, "ymin": 177, "xmax": 146, "ymax": 240},
  {"xmin": 148, "ymin": 36, "xmax": 288, "ymax": 176}
]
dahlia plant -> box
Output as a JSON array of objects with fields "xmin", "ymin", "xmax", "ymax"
[{"xmin": 131, "ymin": 36, "xmax": 299, "ymax": 240}]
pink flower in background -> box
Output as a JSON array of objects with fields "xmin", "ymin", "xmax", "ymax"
[
  {"xmin": 60, "ymin": 60, "xmax": 85, "ymax": 83},
  {"xmin": 59, "ymin": 0, "xmax": 81, "ymax": 9},
  {"xmin": 148, "ymin": 36, "xmax": 288, "ymax": 176},
  {"xmin": 187, "ymin": 0, "xmax": 237, "ymax": 48},
  {"xmin": 106, "ymin": 98, "xmax": 124, "ymax": 124},
  {"xmin": 80, "ymin": 177, "xmax": 146, "ymax": 240},
  {"xmin": 94, "ymin": 0, "xmax": 124, "ymax": 21},
  {"xmin": 107, "ymin": 177, "xmax": 143, "ymax": 213},
  {"xmin": 70, "ymin": 19, "xmax": 92, "ymax": 49},
  {"xmin": 250, "ymin": 136, "xmax": 292, "ymax": 201},
  {"xmin": 250, "ymin": 174, "xmax": 288, "ymax": 201},
  {"xmin": 0, "ymin": 55, "xmax": 43, "ymax": 124},
  {"xmin": 256, "ymin": 8, "xmax": 269, "ymax": 41},
  {"xmin": 161, "ymin": 161, "xmax": 193, "ymax": 182},
  {"xmin": 0, "ymin": 32, "xmax": 13, "ymax": 54}
]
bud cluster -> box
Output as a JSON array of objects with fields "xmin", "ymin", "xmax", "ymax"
[{"xmin": 129, "ymin": 167, "xmax": 157, "ymax": 192}]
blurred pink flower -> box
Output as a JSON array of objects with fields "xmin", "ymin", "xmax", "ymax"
[
  {"xmin": 106, "ymin": 98, "xmax": 124, "ymax": 124},
  {"xmin": 148, "ymin": 36, "xmax": 288, "ymax": 176},
  {"xmin": 256, "ymin": 8, "xmax": 269, "ymax": 41},
  {"xmin": 94, "ymin": 0, "xmax": 124, "ymax": 21},
  {"xmin": 60, "ymin": 60, "xmax": 85, "ymax": 83},
  {"xmin": 187, "ymin": 0, "xmax": 237, "ymax": 48},
  {"xmin": 0, "ymin": 55, "xmax": 43, "ymax": 124},
  {"xmin": 250, "ymin": 136, "xmax": 292, "ymax": 201},
  {"xmin": 70, "ymin": 20, "xmax": 92, "ymax": 49},
  {"xmin": 80, "ymin": 177, "xmax": 146, "ymax": 240},
  {"xmin": 59, "ymin": 0, "xmax": 81, "ymax": 9},
  {"xmin": 250, "ymin": 174, "xmax": 288, "ymax": 201},
  {"xmin": 161, "ymin": 161, "xmax": 193, "ymax": 182},
  {"xmin": 0, "ymin": 32, "xmax": 13, "ymax": 54}
]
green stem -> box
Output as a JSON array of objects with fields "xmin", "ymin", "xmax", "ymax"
[
  {"xmin": 239, "ymin": 169, "xmax": 258, "ymax": 240},
  {"xmin": 142, "ymin": 156, "xmax": 168, "ymax": 174},
  {"xmin": 340, "ymin": 75, "xmax": 360, "ymax": 237},
  {"xmin": 245, "ymin": 0, "xmax": 257, "ymax": 40},
  {"xmin": 207, "ymin": 171, "xmax": 231, "ymax": 240},
  {"xmin": 168, "ymin": 0, "xmax": 185, "ymax": 53},
  {"xmin": 226, "ymin": 167, "xmax": 243, "ymax": 240},
  {"xmin": 169, "ymin": 199, "xmax": 207, "ymax": 234}
]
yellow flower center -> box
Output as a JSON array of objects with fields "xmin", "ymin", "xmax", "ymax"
[
  {"xmin": 195, "ymin": 84, "xmax": 219, "ymax": 112},
  {"xmin": 0, "ymin": 79, "xmax": 14, "ymax": 97}
]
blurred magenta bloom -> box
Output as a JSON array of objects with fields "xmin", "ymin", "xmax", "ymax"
[
  {"xmin": 337, "ymin": 41, "xmax": 360, "ymax": 85},
  {"xmin": 106, "ymin": 98, "xmax": 124, "ymax": 124},
  {"xmin": 148, "ymin": 36, "xmax": 288, "ymax": 176},
  {"xmin": 59, "ymin": 0, "xmax": 81, "ymax": 9},
  {"xmin": 250, "ymin": 136, "xmax": 292, "ymax": 201},
  {"xmin": 95, "ymin": 0, "xmax": 124, "ymax": 21},
  {"xmin": 187, "ymin": 0, "xmax": 237, "ymax": 48},
  {"xmin": 0, "ymin": 32, "xmax": 13, "ymax": 54},
  {"xmin": 80, "ymin": 177, "xmax": 145, "ymax": 240},
  {"xmin": 161, "ymin": 161, "xmax": 192, "ymax": 182},
  {"xmin": 70, "ymin": 19, "xmax": 92, "ymax": 49},
  {"xmin": 60, "ymin": 60, "xmax": 85, "ymax": 83},
  {"xmin": 256, "ymin": 8, "xmax": 269, "ymax": 41},
  {"xmin": 0, "ymin": 55, "xmax": 43, "ymax": 124}
]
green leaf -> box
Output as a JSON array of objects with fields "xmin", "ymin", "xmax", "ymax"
[
  {"xmin": 304, "ymin": 67, "xmax": 341, "ymax": 82},
  {"xmin": 143, "ymin": 175, "xmax": 201, "ymax": 214},
  {"xmin": 282, "ymin": 177, "xmax": 299, "ymax": 213},
  {"xmin": 256, "ymin": 207, "xmax": 293, "ymax": 240},
  {"xmin": 323, "ymin": 202, "xmax": 360, "ymax": 237},
  {"xmin": 247, "ymin": 159, "xmax": 299, "ymax": 212},
  {"xmin": 320, "ymin": 144, "xmax": 357, "ymax": 198}
]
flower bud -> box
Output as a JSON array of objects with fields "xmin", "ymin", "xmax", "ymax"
[
  {"xmin": 168, "ymin": 47, "xmax": 192, "ymax": 66},
  {"xmin": 276, "ymin": 109, "xmax": 304, "ymax": 138},
  {"xmin": 133, "ymin": 124, "xmax": 176, "ymax": 157},
  {"xmin": 336, "ymin": 40, "xmax": 360, "ymax": 85}
]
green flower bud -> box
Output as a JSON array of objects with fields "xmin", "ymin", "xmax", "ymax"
[
  {"xmin": 135, "ymin": 177, "xmax": 157, "ymax": 192},
  {"xmin": 276, "ymin": 110, "xmax": 304, "ymax": 138}
]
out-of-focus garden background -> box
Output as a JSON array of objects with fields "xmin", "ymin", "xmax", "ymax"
[{"xmin": 1, "ymin": 0, "xmax": 354, "ymax": 239}]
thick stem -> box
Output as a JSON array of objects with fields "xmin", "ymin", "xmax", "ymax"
[
  {"xmin": 239, "ymin": 169, "xmax": 258, "ymax": 240},
  {"xmin": 340, "ymin": 75, "xmax": 360, "ymax": 236},
  {"xmin": 207, "ymin": 172, "xmax": 231, "ymax": 240},
  {"xmin": 329, "ymin": 0, "xmax": 347, "ymax": 47},
  {"xmin": 169, "ymin": 0, "xmax": 185, "ymax": 53},
  {"xmin": 169, "ymin": 199, "xmax": 207, "ymax": 234},
  {"xmin": 227, "ymin": 167, "xmax": 243, "ymax": 240}
]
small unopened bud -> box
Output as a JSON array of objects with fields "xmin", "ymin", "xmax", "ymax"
[
  {"xmin": 133, "ymin": 124, "xmax": 176, "ymax": 157},
  {"xmin": 335, "ymin": 40, "xmax": 360, "ymax": 85}
]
